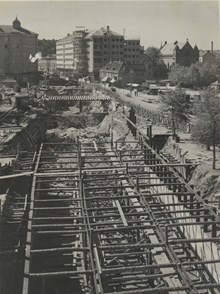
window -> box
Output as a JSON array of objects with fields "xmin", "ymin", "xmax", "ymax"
[
  {"xmin": 104, "ymin": 45, "xmax": 107, "ymax": 48},
  {"xmin": 112, "ymin": 45, "xmax": 115, "ymax": 48},
  {"xmin": 133, "ymin": 49, "xmax": 135, "ymax": 51},
  {"xmin": 112, "ymin": 52, "xmax": 115, "ymax": 55},
  {"xmin": 5, "ymin": 44, "xmax": 7, "ymax": 49}
]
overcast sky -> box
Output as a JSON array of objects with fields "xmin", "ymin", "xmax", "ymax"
[{"xmin": 0, "ymin": 1, "xmax": 219, "ymax": 50}]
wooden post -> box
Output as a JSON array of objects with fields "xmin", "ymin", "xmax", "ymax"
[
  {"xmin": 79, "ymin": 100, "xmax": 83, "ymax": 113},
  {"xmin": 212, "ymin": 208, "xmax": 217, "ymax": 237},
  {"xmin": 126, "ymin": 163, "xmax": 129, "ymax": 175},
  {"xmin": 136, "ymin": 177, "xmax": 139, "ymax": 192},
  {"xmin": 204, "ymin": 199, "xmax": 209, "ymax": 233}
]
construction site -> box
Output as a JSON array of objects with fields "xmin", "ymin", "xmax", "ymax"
[{"xmin": 1, "ymin": 81, "xmax": 220, "ymax": 294}]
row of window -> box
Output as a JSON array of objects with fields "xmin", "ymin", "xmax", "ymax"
[
  {"xmin": 124, "ymin": 48, "xmax": 139, "ymax": 52},
  {"xmin": 124, "ymin": 55, "xmax": 139, "ymax": 58},
  {"xmin": 124, "ymin": 42, "xmax": 140, "ymax": 46},
  {"xmin": 3, "ymin": 44, "xmax": 20, "ymax": 48},
  {"xmin": 94, "ymin": 37, "xmax": 124, "ymax": 42}
]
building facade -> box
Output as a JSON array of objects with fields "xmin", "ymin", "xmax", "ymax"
[
  {"xmin": 99, "ymin": 60, "xmax": 147, "ymax": 87},
  {"xmin": 124, "ymin": 38, "xmax": 143, "ymax": 64},
  {"xmin": 0, "ymin": 18, "xmax": 38, "ymax": 82},
  {"xmin": 85, "ymin": 26, "xmax": 124, "ymax": 79},
  {"xmin": 56, "ymin": 29, "xmax": 88, "ymax": 78},
  {"xmin": 199, "ymin": 51, "xmax": 216, "ymax": 63},
  {"xmin": 57, "ymin": 26, "xmax": 145, "ymax": 80},
  {"xmin": 160, "ymin": 40, "xmax": 199, "ymax": 69}
]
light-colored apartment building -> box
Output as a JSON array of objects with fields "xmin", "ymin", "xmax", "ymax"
[{"xmin": 56, "ymin": 28, "xmax": 88, "ymax": 78}]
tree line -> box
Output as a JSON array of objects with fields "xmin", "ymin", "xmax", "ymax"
[{"xmin": 161, "ymin": 88, "xmax": 220, "ymax": 169}]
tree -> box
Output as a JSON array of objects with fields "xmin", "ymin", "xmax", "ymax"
[
  {"xmin": 168, "ymin": 64, "xmax": 188, "ymax": 86},
  {"xmin": 168, "ymin": 62, "xmax": 220, "ymax": 88},
  {"xmin": 160, "ymin": 89, "xmax": 191, "ymax": 137},
  {"xmin": 192, "ymin": 87, "xmax": 220, "ymax": 169},
  {"xmin": 145, "ymin": 47, "xmax": 168, "ymax": 79}
]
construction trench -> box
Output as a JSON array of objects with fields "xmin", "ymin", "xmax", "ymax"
[{"xmin": 1, "ymin": 90, "xmax": 220, "ymax": 294}]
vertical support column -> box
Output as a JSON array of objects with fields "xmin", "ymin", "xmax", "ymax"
[
  {"xmin": 126, "ymin": 163, "xmax": 129, "ymax": 175},
  {"xmin": 212, "ymin": 207, "xmax": 217, "ymax": 238},
  {"xmin": 189, "ymin": 194, "xmax": 194, "ymax": 211},
  {"xmin": 196, "ymin": 194, "xmax": 201, "ymax": 223},
  {"xmin": 136, "ymin": 177, "xmax": 139, "ymax": 192},
  {"xmin": 204, "ymin": 199, "xmax": 209, "ymax": 233},
  {"xmin": 144, "ymin": 146, "xmax": 147, "ymax": 165},
  {"xmin": 79, "ymin": 100, "xmax": 83, "ymax": 113}
]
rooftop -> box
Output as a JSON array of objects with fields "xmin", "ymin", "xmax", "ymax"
[
  {"xmin": 100, "ymin": 61, "xmax": 123, "ymax": 72},
  {"xmin": 85, "ymin": 26, "xmax": 123, "ymax": 39},
  {"xmin": 199, "ymin": 50, "xmax": 215, "ymax": 57},
  {"xmin": 160, "ymin": 41, "xmax": 186, "ymax": 55},
  {"xmin": 0, "ymin": 18, "xmax": 37, "ymax": 35}
]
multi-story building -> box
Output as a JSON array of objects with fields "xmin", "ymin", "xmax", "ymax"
[
  {"xmin": 0, "ymin": 18, "xmax": 38, "ymax": 82},
  {"xmin": 123, "ymin": 38, "xmax": 143, "ymax": 64},
  {"xmin": 56, "ymin": 28, "xmax": 88, "ymax": 78},
  {"xmin": 85, "ymin": 26, "xmax": 124, "ymax": 79},
  {"xmin": 56, "ymin": 26, "xmax": 145, "ymax": 80},
  {"xmin": 160, "ymin": 40, "xmax": 199, "ymax": 69}
]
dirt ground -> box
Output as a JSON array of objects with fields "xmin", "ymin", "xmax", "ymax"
[{"xmin": 113, "ymin": 87, "xmax": 220, "ymax": 202}]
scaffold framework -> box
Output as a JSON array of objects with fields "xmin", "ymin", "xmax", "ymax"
[{"xmin": 18, "ymin": 133, "xmax": 220, "ymax": 294}]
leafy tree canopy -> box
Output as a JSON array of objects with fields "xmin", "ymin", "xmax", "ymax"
[
  {"xmin": 145, "ymin": 46, "xmax": 168, "ymax": 79},
  {"xmin": 191, "ymin": 87, "xmax": 220, "ymax": 168},
  {"xmin": 168, "ymin": 62, "xmax": 220, "ymax": 88},
  {"xmin": 161, "ymin": 89, "xmax": 192, "ymax": 123}
]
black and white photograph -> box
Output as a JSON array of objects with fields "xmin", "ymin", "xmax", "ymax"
[{"xmin": 0, "ymin": 0, "xmax": 220, "ymax": 293}]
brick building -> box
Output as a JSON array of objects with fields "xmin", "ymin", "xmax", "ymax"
[
  {"xmin": 160, "ymin": 40, "xmax": 199, "ymax": 69},
  {"xmin": 0, "ymin": 18, "xmax": 38, "ymax": 82}
]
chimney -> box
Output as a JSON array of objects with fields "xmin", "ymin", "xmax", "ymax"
[
  {"xmin": 107, "ymin": 25, "xmax": 110, "ymax": 32},
  {"xmin": 211, "ymin": 41, "xmax": 214, "ymax": 54}
]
